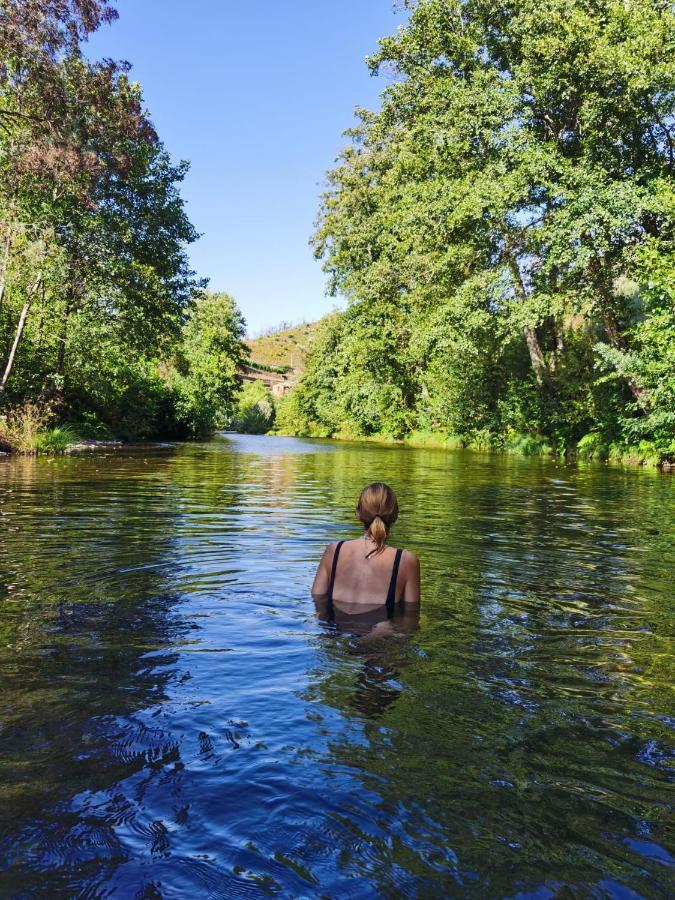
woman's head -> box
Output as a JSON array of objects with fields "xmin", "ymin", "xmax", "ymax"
[{"xmin": 357, "ymin": 482, "xmax": 399, "ymax": 556}]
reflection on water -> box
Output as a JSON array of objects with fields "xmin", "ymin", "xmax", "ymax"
[{"xmin": 0, "ymin": 434, "xmax": 673, "ymax": 897}]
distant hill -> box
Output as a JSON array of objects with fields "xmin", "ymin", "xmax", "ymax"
[{"xmin": 246, "ymin": 320, "xmax": 321, "ymax": 373}]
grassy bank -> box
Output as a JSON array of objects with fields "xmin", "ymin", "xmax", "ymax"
[
  {"xmin": 1, "ymin": 404, "xmax": 73, "ymax": 455},
  {"xmin": 4, "ymin": 401, "xmax": 668, "ymax": 471},
  {"xmin": 274, "ymin": 425, "xmax": 672, "ymax": 471},
  {"xmin": 0, "ymin": 402, "xmax": 114, "ymax": 456}
]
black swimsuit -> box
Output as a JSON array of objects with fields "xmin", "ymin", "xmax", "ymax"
[{"xmin": 326, "ymin": 540, "xmax": 404, "ymax": 620}]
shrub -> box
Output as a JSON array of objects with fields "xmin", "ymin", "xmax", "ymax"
[
  {"xmin": 505, "ymin": 432, "xmax": 553, "ymax": 456},
  {"xmin": 74, "ymin": 411, "xmax": 113, "ymax": 440},
  {"xmin": 577, "ymin": 432, "xmax": 608, "ymax": 461},
  {"xmin": 230, "ymin": 381, "xmax": 276, "ymax": 434},
  {"xmin": 33, "ymin": 424, "xmax": 81, "ymax": 453},
  {"xmin": 248, "ymin": 360, "xmax": 292, "ymax": 375},
  {"xmin": 274, "ymin": 390, "xmax": 307, "ymax": 435},
  {"xmin": 0, "ymin": 401, "xmax": 50, "ymax": 453}
]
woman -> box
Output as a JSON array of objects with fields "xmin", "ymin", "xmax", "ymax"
[{"xmin": 311, "ymin": 483, "xmax": 420, "ymax": 632}]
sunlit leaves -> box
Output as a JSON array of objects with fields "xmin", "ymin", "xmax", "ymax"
[{"xmin": 302, "ymin": 0, "xmax": 675, "ymax": 460}]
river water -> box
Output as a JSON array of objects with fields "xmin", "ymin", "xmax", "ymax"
[{"xmin": 0, "ymin": 434, "xmax": 672, "ymax": 898}]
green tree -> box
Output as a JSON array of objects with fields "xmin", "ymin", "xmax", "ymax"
[
  {"xmin": 230, "ymin": 380, "xmax": 276, "ymax": 434},
  {"xmin": 170, "ymin": 292, "xmax": 248, "ymax": 437},
  {"xmin": 596, "ymin": 230, "xmax": 675, "ymax": 461},
  {"xmin": 0, "ymin": 0, "xmax": 160, "ymax": 398},
  {"xmin": 306, "ymin": 0, "xmax": 675, "ymax": 461},
  {"xmin": 0, "ymin": 0, "xmax": 220, "ymax": 447},
  {"xmin": 275, "ymin": 309, "xmax": 412, "ymax": 438}
]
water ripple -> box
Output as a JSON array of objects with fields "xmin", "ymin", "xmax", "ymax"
[{"xmin": 0, "ymin": 436, "xmax": 673, "ymax": 897}]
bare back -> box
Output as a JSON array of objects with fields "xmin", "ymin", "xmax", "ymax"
[{"xmin": 311, "ymin": 539, "xmax": 420, "ymax": 612}]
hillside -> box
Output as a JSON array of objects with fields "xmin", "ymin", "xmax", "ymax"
[{"xmin": 246, "ymin": 320, "xmax": 321, "ymax": 373}]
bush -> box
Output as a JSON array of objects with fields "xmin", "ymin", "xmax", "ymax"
[
  {"xmin": 0, "ymin": 401, "xmax": 50, "ymax": 453},
  {"xmin": 248, "ymin": 360, "xmax": 292, "ymax": 375},
  {"xmin": 273, "ymin": 390, "xmax": 306, "ymax": 435},
  {"xmin": 504, "ymin": 432, "xmax": 553, "ymax": 456},
  {"xmin": 73, "ymin": 411, "xmax": 113, "ymax": 440},
  {"xmin": 33, "ymin": 425, "xmax": 81, "ymax": 453},
  {"xmin": 0, "ymin": 403, "xmax": 82, "ymax": 454},
  {"xmin": 230, "ymin": 381, "xmax": 276, "ymax": 434},
  {"xmin": 576, "ymin": 432, "xmax": 608, "ymax": 461},
  {"xmin": 403, "ymin": 430, "xmax": 465, "ymax": 449}
]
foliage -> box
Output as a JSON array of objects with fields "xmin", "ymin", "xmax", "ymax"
[
  {"xmin": 170, "ymin": 292, "xmax": 248, "ymax": 438},
  {"xmin": 279, "ymin": 308, "xmax": 418, "ymax": 439},
  {"xmin": 33, "ymin": 424, "xmax": 81, "ymax": 453},
  {"xmin": 505, "ymin": 433, "xmax": 553, "ymax": 457},
  {"xmin": 576, "ymin": 432, "xmax": 608, "ymax": 461},
  {"xmin": 0, "ymin": 3, "xmax": 248, "ymax": 446},
  {"xmin": 230, "ymin": 380, "xmax": 276, "ymax": 434},
  {"xmin": 0, "ymin": 400, "xmax": 49, "ymax": 452},
  {"xmin": 595, "ymin": 230, "xmax": 675, "ymax": 462},
  {"xmin": 0, "ymin": 399, "xmax": 79, "ymax": 453},
  {"xmin": 247, "ymin": 360, "xmax": 292, "ymax": 374},
  {"xmin": 293, "ymin": 0, "xmax": 675, "ymax": 464}
]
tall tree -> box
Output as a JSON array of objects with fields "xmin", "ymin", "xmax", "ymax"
[
  {"xmin": 308, "ymin": 0, "xmax": 675, "ymax": 456},
  {"xmin": 0, "ymin": 0, "xmax": 160, "ymax": 396}
]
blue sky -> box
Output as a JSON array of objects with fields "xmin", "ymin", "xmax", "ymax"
[{"xmin": 87, "ymin": 1, "xmax": 404, "ymax": 335}]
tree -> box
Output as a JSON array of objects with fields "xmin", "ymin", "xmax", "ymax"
[
  {"xmin": 307, "ymin": 0, "xmax": 675, "ymax": 460},
  {"xmin": 230, "ymin": 380, "xmax": 276, "ymax": 434},
  {"xmin": 0, "ymin": 0, "xmax": 219, "ymax": 448},
  {"xmin": 0, "ymin": 0, "xmax": 165, "ymax": 398},
  {"xmin": 170, "ymin": 292, "xmax": 248, "ymax": 437}
]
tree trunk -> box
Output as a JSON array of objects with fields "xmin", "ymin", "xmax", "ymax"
[
  {"xmin": 548, "ymin": 321, "xmax": 565, "ymax": 373},
  {"xmin": 504, "ymin": 250, "xmax": 548, "ymax": 385},
  {"xmin": 0, "ymin": 219, "xmax": 13, "ymax": 317},
  {"xmin": 0, "ymin": 197, "xmax": 17, "ymax": 320},
  {"xmin": 0, "ymin": 300, "xmax": 30, "ymax": 395},
  {"xmin": 0, "ymin": 274, "xmax": 42, "ymax": 395},
  {"xmin": 521, "ymin": 325, "xmax": 547, "ymax": 385}
]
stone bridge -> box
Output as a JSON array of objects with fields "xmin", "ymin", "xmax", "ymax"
[{"xmin": 240, "ymin": 364, "xmax": 296, "ymax": 398}]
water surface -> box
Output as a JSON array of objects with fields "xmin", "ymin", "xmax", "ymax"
[{"xmin": 0, "ymin": 434, "xmax": 673, "ymax": 897}]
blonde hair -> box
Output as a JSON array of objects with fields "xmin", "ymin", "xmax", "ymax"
[{"xmin": 356, "ymin": 482, "xmax": 399, "ymax": 557}]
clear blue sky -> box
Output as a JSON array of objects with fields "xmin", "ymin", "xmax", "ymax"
[{"xmin": 87, "ymin": 1, "xmax": 404, "ymax": 335}]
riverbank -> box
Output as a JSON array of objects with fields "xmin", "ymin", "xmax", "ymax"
[
  {"xmin": 274, "ymin": 426, "xmax": 674, "ymax": 471},
  {"xmin": 2, "ymin": 421, "xmax": 671, "ymax": 472},
  {"xmin": 0, "ymin": 439, "xmax": 125, "ymax": 457}
]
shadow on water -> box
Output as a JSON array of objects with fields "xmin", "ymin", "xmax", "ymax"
[
  {"xmin": 312, "ymin": 596, "xmax": 421, "ymax": 719},
  {"xmin": 0, "ymin": 451, "xmax": 190, "ymax": 895},
  {"xmin": 0, "ymin": 435, "xmax": 673, "ymax": 897}
]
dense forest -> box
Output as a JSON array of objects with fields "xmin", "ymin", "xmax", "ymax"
[
  {"xmin": 278, "ymin": 0, "xmax": 675, "ymax": 466},
  {"xmin": 0, "ymin": 0, "xmax": 248, "ymax": 451}
]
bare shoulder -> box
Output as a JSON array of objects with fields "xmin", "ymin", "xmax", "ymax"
[
  {"xmin": 402, "ymin": 549, "xmax": 420, "ymax": 570},
  {"xmin": 321, "ymin": 541, "xmax": 338, "ymax": 561},
  {"xmin": 322, "ymin": 540, "xmax": 347, "ymax": 563},
  {"xmin": 399, "ymin": 549, "xmax": 420, "ymax": 604}
]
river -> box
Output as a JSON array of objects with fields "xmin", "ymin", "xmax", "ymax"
[{"xmin": 0, "ymin": 434, "xmax": 672, "ymax": 897}]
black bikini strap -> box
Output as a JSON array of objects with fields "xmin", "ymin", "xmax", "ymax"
[
  {"xmin": 385, "ymin": 548, "xmax": 404, "ymax": 617},
  {"xmin": 327, "ymin": 540, "xmax": 344, "ymax": 604}
]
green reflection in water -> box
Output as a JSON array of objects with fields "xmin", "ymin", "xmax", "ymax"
[{"xmin": 0, "ymin": 435, "xmax": 672, "ymax": 897}]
